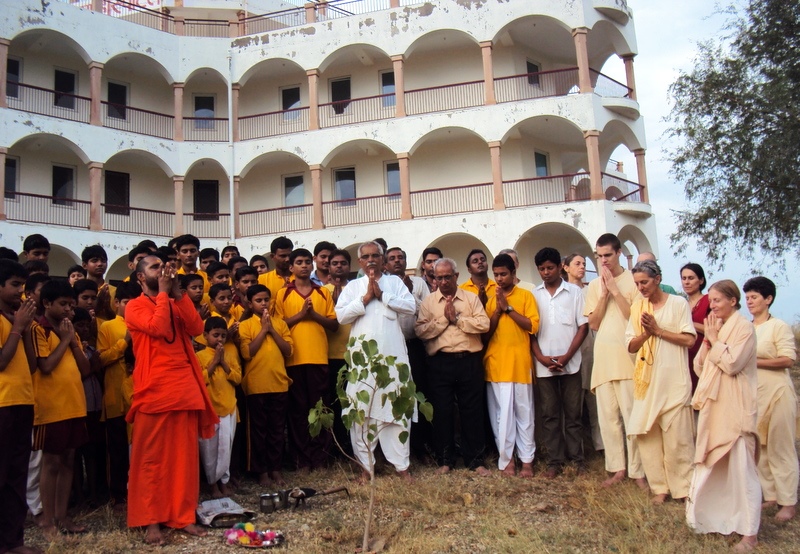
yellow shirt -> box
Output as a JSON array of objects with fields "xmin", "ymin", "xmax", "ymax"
[
  {"xmin": 274, "ymin": 284, "xmax": 336, "ymax": 367},
  {"xmin": 32, "ymin": 323, "xmax": 87, "ymax": 425},
  {"xmin": 211, "ymin": 304, "xmax": 244, "ymax": 325},
  {"xmin": 177, "ymin": 267, "xmax": 210, "ymax": 294},
  {"xmin": 197, "ymin": 344, "xmax": 242, "ymax": 418},
  {"xmin": 0, "ymin": 315, "xmax": 34, "ymax": 407},
  {"xmin": 121, "ymin": 372, "xmax": 134, "ymax": 443},
  {"xmin": 258, "ymin": 270, "xmax": 294, "ymax": 303},
  {"xmin": 323, "ymin": 283, "xmax": 351, "ymax": 360},
  {"xmin": 484, "ymin": 286, "xmax": 539, "ymax": 384},
  {"xmin": 97, "ymin": 315, "xmax": 129, "ymax": 419},
  {"xmin": 238, "ymin": 314, "xmax": 293, "ymax": 395},
  {"xmin": 460, "ymin": 278, "xmax": 497, "ymax": 300}
]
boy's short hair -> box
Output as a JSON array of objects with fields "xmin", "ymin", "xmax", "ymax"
[
  {"xmin": 204, "ymin": 316, "xmax": 228, "ymax": 333},
  {"xmin": 25, "ymin": 273, "xmax": 51, "ymax": 294},
  {"xmin": 180, "ymin": 273, "xmax": 204, "ymax": 289},
  {"xmin": 289, "ymin": 248, "xmax": 313, "ymax": 264},
  {"xmin": 492, "ymin": 253, "xmax": 516, "ymax": 273},
  {"xmin": 81, "ymin": 244, "xmax": 108, "ymax": 263},
  {"xmin": 127, "ymin": 244, "xmax": 152, "ymax": 262},
  {"xmin": 234, "ymin": 266, "xmax": 258, "ymax": 282},
  {"xmin": 270, "ymin": 236, "xmax": 293, "ymax": 253},
  {"xmin": 73, "ymin": 279, "xmax": 99, "ymax": 296},
  {"xmin": 221, "ymin": 245, "xmax": 239, "ymax": 257},
  {"xmin": 249, "ymin": 254, "xmax": 268, "ymax": 267},
  {"xmin": 154, "ymin": 246, "xmax": 176, "ymax": 263},
  {"xmin": 206, "ymin": 262, "xmax": 229, "ymax": 279},
  {"xmin": 314, "ymin": 241, "xmax": 337, "ymax": 256},
  {"xmin": 0, "ymin": 247, "xmax": 19, "ymax": 261},
  {"xmin": 466, "ymin": 248, "xmax": 486, "ymax": 266},
  {"xmin": 72, "ymin": 306, "xmax": 92, "ymax": 324},
  {"xmin": 115, "ymin": 281, "xmax": 142, "ymax": 302},
  {"xmin": 67, "ymin": 264, "xmax": 86, "ymax": 278},
  {"xmin": 23, "ymin": 234, "xmax": 50, "ymax": 253},
  {"xmin": 0, "ymin": 259, "xmax": 27, "ymax": 285},
  {"xmin": 227, "ymin": 256, "xmax": 248, "ymax": 270},
  {"xmin": 137, "ymin": 239, "xmax": 157, "ymax": 251},
  {"xmin": 330, "ymin": 249, "xmax": 351, "ymax": 264},
  {"xmin": 23, "ymin": 260, "xmax": 49, "ymax": 275},
  {"xmin": 596, "ymin": 233, "xmax": 621, "ymax": 251},
  {"xmin": 199, "ymin": 248, "xmax": 220, "ymax": 261},
  {"xmin": 174, "ymin": 234, "xmax": 200, "ymax": 250},
  {"xmin": 40, "ymin": 279, "xmax": 76, "ymax": 304},
  {"xmin": 209, "ymin": 283, "xmax": 231, "ymax": 301},
  {"xmin": 534, "ymin": 247, "xmax": 561, "ymax": 267},
  {"xmin": 246, "ymin": 284, "xmax": 269, "ymax": 300}
]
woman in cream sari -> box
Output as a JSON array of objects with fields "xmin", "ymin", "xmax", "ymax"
[{"xmin": 686, "ymin": 280, "xmax": 759, "ymax": 552}]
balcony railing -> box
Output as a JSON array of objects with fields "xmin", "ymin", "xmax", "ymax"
[
  {"xmin": 102, "ymin": 102, "xmax": 174, "ymax": 139},
  {"xmin": 102, "ymin": 204, "xmax": 174, "ymax": 237},
  {"xmin": 7, "ymin": 83, "xmax": 91, "ymax": 123},
  {"xmin": 495, "ymin": 68, "xmax": 581, "ymax": 103},
  {"xmin": 184, "ymin": 19, "xmax": 230, "ymax": 38},
  {"xmin": 101, "ymin": 0, "xmax": 175, "ymax": 32},
  {"xmin": 183, "ymin": 118, "xmax": 229, "ymax": 142},
  {"xmin": 410, "ymin": 182, "xmax": 493, "ymax": 218},
  {"xmin": 591, "ymin": 69, "xmax": 633, "ymax": 98},
  {"xmin": 4, "ymin": 191, "xmax": 90, "ymax": 228},
  {"xmin": 322, "ymin": 194, "xmax": 401, "ymax": 227},
  {"xmin": 601, "ymin": 172, "xmax": 643, "ymax": 202},
  {"xmin": 183, "ymin": 213, "xmax": 231, "ymax": 239},
  {"xmin": 242, "ymin": 6, "xmax": 307, "ymax": 33},
  {"xmin": 240, "ymin": 204, "xmax": 313, "ymax": 237},
  {"xmin": 319, "ymin": 94, "xmax": 395, "ymax": 128},
  {"xmin": 504, "ymin": 173, "xmax": 591, "ymax": 208},
  {"xmin": 406, "ymin": 80, "xmax": 484, "ymax": 116},
  {"xmin": 240, "ymin": 107, "xmax": 309, "ymax": 140}
]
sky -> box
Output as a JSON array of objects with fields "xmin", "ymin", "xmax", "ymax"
[{"xmin": 606, "ymin": 0, "xmax": 800, "ymax": 323}]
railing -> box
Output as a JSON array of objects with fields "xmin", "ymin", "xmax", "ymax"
[
  {"xmin": 319, "ymin": 94, "xmax": 395, "ymax": 128},
  {"xmin": 602, "ymin": 173, "xmax": 643, "ymax": 202},
  {"xmin": 322, "ymin": 194, "xmax": 401, "ymax": 227},
  {"xmin": 183, "ymin": 213, "xmax": 231, "ymax": 239},
  {"xmin": 410, "ymin": 182, "xmax": 493, "ymax": 218},
  {"xmin": 185, "ymin": 19, "xmax": 230, "ymax": 38},
  {"xmin": 591, "ymin": 69, "xmax": 633, "ymax": 98},
  {"xmin": 240, "ymin": 204, "xmax": 313, "ymax": 237},
  {"xmin": 7, "ymin": 83, "xmax": 91, "ymax": 123},
  {"xmin": 406, "ymin": 80, "xmax": 484, "ymax": 116},
  {"xmin": 242, "ymin": 6, "xmax": 306, "ymax": 33},
  {"xmin": 102, "ymin": 0, "xmax": 175, "ymax": 32},
  {"xmin": 102, "ymin": 102, "xmax": 174, "ymax": 139},
  {"xmin": 504, "ymin": 173, "xmax": 591, "ymax": 208},
  {"xmin": 239, "ymin": 107, "xmax": 309, "ymax": 140},
  {"xmin": 102, "ymin": 204, "xmax": 174, "ymax": 237},
  {"xmin": 183, "ymin": 118, "xmax": 229, "ymax": 142},
  {"xmin": 4, "ymin": 191, "xmax": 91, "ymax": 228},
  {"xmin": 495, "ymin": 68, "xmax": 580, "ymax": 103}
]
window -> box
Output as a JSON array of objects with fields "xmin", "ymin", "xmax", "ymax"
[
  {"xmin": 4, "ymin": 156, "xmax": 18, "ymax": 200},
  {"xmin": 54, "ymin": 69, "xmax": 77, "ymax": 109},
  {"xmin": 193, "ymin": 180, "xmax": 219, "ymax": 220},
  {"xmin": 52, "ymin": 165, "xmax": 75, "ymax": 206},
  {"xmin": 194, "ymin": 95, "xmax": 215, "ymax": 129},
  {"xmin": 284, "ymin": 174, "xmax": 304, "ymax": 207},
  {"xmin": 527, "ymin": 60, "xmax": 541, "ymax": 86},
  {"xmin": 7, "ymin": 58, "xmax": 20, "ymax": 98},
  {"xmin": 534, "ymin": 151, "xmax": 549, "ymax": 177},
  {"xmin": 385, "ymin": 162, "xmax": 400, "ymax": 196},
  {"xmin": 105, "ymin": 170, "xmax": 130, "ymax": 215},
  {"xmin": 380, "ymin": 71, "xmax": 395, "ymax": 108},
  {"xmin": 334, "ymin": 167, "xmax": 356, "ymax": 206},
  {"xmin": 281, "ymin": 86, "xmax": 301, "ymax": 120},
  {"xmin": 107, "ymin": 81, "xmax": 128, "ymax": 120},
  {"xmin": 330, "ymin": 78, "xmax": 351, "ymax": 115}
]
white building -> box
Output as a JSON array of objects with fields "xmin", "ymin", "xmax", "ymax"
[{"xmin": 0, "ymin": 0, "xmax": 656, "ymax": 282}]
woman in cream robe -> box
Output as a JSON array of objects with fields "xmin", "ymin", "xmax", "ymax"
[{"xmin": 686, "ymin": 280, "xmax": 759, "ymax": 552}]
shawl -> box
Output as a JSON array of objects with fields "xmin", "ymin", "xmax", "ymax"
[{"xmin": 631, "ymin": 298, "xmax": 655, "ymax": 400}]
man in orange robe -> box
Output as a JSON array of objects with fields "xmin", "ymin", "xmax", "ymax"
[{"xmin": 125, "ymin": 255, "xmax": 218, "ymax": 545}]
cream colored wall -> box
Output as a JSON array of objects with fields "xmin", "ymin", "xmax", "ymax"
[
  {"xmin": 240, "ymin": 160, "xmax": 309, "ymax": 207},
  {"xmin": 320, "ymin": 63, "xmax": 393, "ymax": 103},
  {"xmin": 404, "ymin": 46, "xmax": 482, "ymax": 90},
  {"xmin": 239, "ymin": 71, "xmax": 307, "ymax": 116},
  {"xmin": 183, "ymin": 79, "xmax": 229, "ymax": 118},
  {"xmin": 102, "ymin": 159, "xmax": 173, "ymax": 210},
  {"xmin": 183, "ymin": 166, "xmax": 231, "ymax": 211},
  {"xmin": 102, "ymin": 69, "xmax": 173, "ymax": 114},
  {"xmin": 409, "ymin": 137, "xmax": 490, "ymax": 190},
  {"xmin": 9, "ymin": 144, "xmax": 88, "ymax": 199},
  {"xmin": 8, "ymin": 48, "xmax": 88, "ymax": 95},
  {"xmin": 321, "ymin": 149, "xmax": 395, "ymax": 200}
]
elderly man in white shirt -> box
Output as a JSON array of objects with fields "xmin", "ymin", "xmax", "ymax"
[{"xmin": 531, "ymin": 247, "xmax": 589, "ymax": 478}]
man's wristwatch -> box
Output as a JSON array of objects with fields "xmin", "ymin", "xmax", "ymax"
[{"xmin": 504, "ymin": 305, "xmax": 514, "ymax": 314}]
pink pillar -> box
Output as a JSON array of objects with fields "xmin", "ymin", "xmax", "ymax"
[
  {"xmin": 623, "ymin": 55, "xmax": 637, "ymax": 100},
  {"xmin": 633, "ymin": 148, "xmax": 649, "ymax": 203},
  {"xmin": 480, "ymin": 41, "xmax": 496, "ymax": 105},
  {"xmin": 391, "ymin": 55, "xmax": 406, "ymax": 118},
  {"xmin": 237, "ymin": 10, "xmax": 246, "ymax": 37},
  {"xmin": 307, "ymin": 70, "xmax": 319, "ymax": 130},
  {"xmin": 91, "ymin": 0, "xmax": 102, "ymax": 12},
  {"xmin": 173, "ymin": 83, "xmax": 184, "ymax": 141},
  {"xmin": 88, "ymin": 162, "xmax": 103, "ymax": 230},
  {"xmin": 89, "ymin": 62, "xmax": 103, "ymax": 126},
  {"xmin": 572, "ymin": 28, "xmax": 592, "ymax": 93},
  {"xmin": 489, "ymin": 141, "xmax": 504, "ymax": 210},
  {"xmin": 174, "ymin": 17, "xmax": 185, "ymax": 36},
  {"xmin": 305, "ymin": 3, "xmax": 316, "ymax": 24},
  {"xmin": 0, "ymin": 147, "xmax": 7, "ymax": 220},
  {"xmin": 584, "ymin": 131, "xmax": 603, "ymax": 200},
  {"xmin": 390, "ymin": 0, "xmax": 399, "ymax": 7},
  {"xmin": 233, "ymin": 176, "xmax": 241, "ymax": 238},
  {"xmin": 173, "ymin": 176, "xmax": 185, "ymax": 236},
  {"xmin": 0, "ymin": 39, "xmax": 9, "ymax": 109},
  {"xmin": 232, "ymin": 84, "xmax": 240, "ymax": 142},
  {"xmin": 397, "ymin": 152, "xmax": 411, "ymax": 220},
  {"xmin": 310, "ymin": 165, "xmax": 323, "ymax": 230}
]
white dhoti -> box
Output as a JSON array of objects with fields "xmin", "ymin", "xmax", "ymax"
[
  {"xmin": 26, "ymin": 441, "xmax": 42, "ymax": 516},
  {"xmin": 486, "ymin": 382, "xmax": 535, "ymax": 470},
  {"xmin": 199, "ymin": 413, "xmax": 236, "ymax": 485},
  {"xmin": 350, "ymin": 419, "xmax": 410, "ymax": 473}
]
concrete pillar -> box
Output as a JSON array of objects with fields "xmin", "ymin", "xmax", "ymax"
[
  {"xmin": 237, "ymin": 10, "xmax": 246, "ymax": 37},
  {"xmin": 91, "ymin": 0, "xmax": 102, "ymax": 12},
  {"xmin": 89, "ymin": 62, "xmax": 103, "ymax": 126},
  {"xmin": 633, "ymin": 148, "xmax": 649, "ymax": 203},
  {"xmin": 228, "ymin": 19, "xmax": 239, "ymax": 39},
  {"xmin": 584, "ymin": 130, "xmax": 603, "ymax": 200},
  {"xmin": 397, "ymin": 152, "xmax": 411, "ymax": 220},
  {"xmin": 488, "ymin": 141, "xmax": 504, "ymax": 210},
  {"xmin": 480, "ymin": 41, "xmax": 496, "ymax": 105},
  {"xmin": 0, "ymin": 39, "xmax": 9, "ymax": 109},
  {"xmin": 572, "ymin": 28, "xmax": 592, "ymax": 93},
  {"xmin": 622, "ymin": 55, "xmax": 637, "ymax": 100},
  {"xmin": 390, "ymin": 0, "xmax": 400, "ymax": 7},
  {"xmin": 233, "ymin": 176, "xmax": 241, "ymax": 238},
  {"xmin": 88, "ymin": 162, "xmax": 103, "ymax": 230},
  {"xmin": 0, "ymin": 147, "xmax": 7, "ymax": 220},
  {"xmin": 305, "ymin": 3, "xmax": 316, "ymax": 24},
  {"xmin": 173, "ymin": 176, "xmax": 185, "ymax": 236},
  {"xmin": 310, "ymin": 165, "xmax": 323, "ymax": 230},
  {"xmin": 173, "ymin": 82, "xmax": 184, "ymax": 141},
  {"xmin": 231, "ymin": 84, "xmax": 240, "ymax": 142},
  {"xmin": 175, "ymin": 17, "xmax": 185, "ymax": 36},
  {"xmin": 307, "ymin": 69, "xmax": 319, "ymax": 130},
  {"xmin": 391, "ymin": 55, "xmax": 406, "ymax": 118}
]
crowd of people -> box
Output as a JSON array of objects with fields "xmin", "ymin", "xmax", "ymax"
[{"xmin": 0, "ymin": 230, "xmax": 796, "ymax": 552}]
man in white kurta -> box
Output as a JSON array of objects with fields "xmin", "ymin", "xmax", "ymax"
[{"xmin": 335, "ymin": 242, "xmax": 416, "ymax": 478}]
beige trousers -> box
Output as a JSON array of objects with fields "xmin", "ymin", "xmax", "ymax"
[
  {"xmin": 595, "ymin": 379, "xmax": 643, "ymax": 478},
  {"xmin": 758, "ymin": 391, "xmax": 799, "ymax": 506},
  {"xmin": 635, "ymin": 405, "xmax": 695, "ymax": 498}
]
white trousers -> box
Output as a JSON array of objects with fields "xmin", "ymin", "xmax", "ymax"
[
  {"xmin": 486, "ymin": 382, "xmax": 535, "ymax": 470},
  {"xmin": 199, "ymin": 413, "xmax": 236, "ymax": 485},
  {"xmin": 595, "ymin": 379, "xmax": 644, "ymax": 478},
  {"xmin": 351, "ymin": 418, "xmax": 410, "ymax": 474},
  {"xmin": 26, "ymin": 442, "xmax": 42, "ymax": 516}
]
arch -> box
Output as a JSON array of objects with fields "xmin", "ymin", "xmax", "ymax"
[
  {"xmin": 587, "ymin": 19, "xmax": 636, "ymax": 68},
  {"xmin": 239, "ymin": 150, "xmax": 309, "ymax": 179},
  {"xmin": 404, "ymin": 28, "xmax": 480, "ymax": 60},
  {"xmin": 501, "ymin": 114, "xmax": 585, "ymax": 151},
  {"xmin": 237, "ymin": 57, "xmax": 306, "ymax": 87},
  {"xmin": 104, "ymin": 51, "xmax": 173, "ymax": 84},
  {"xmin": 318, "ymin": 43, "xmax": 392, "ymax": 75},
  {"xmin": 46, "ymin": 244, "xmax": 82, "ymax": 277},
  {"xmin": 107, "ymin": 253, "xmax": 133, "ymax": 282},
  {"xmin": 599, "ymin": 119, "xmax": 643, "ymax": 166},
  {"xmin": 408, "ymin": 126, "xmax": 487, "ymax": 156},
  {"xmin": 8, "ymin": 133, "xmax": 90, "ymax": 165},
  {"xmin": 184, "ymin": 66, "xmax": 229, "ymax": 86},
  {"xmin": 514, "ymin": 222, "xmax": 594, "ymax": 284},
  {"xmin": 320, "ymin": 138, "xmax": 396, "ymax": 168},
  {"xmin": 492, "ymin": 14, "xmax": 575, "ymax": 67},
  {"xmin": 424, "ymin": 233, "xmax": 491, "ymax": 287},
  {"xmin": 617, "ymin": 224, "xmax": 653, "ymax": 259},
  {"xmin": 10, "ymin": 28, "xmax": 92, "ymax": 65},
  {"xmin": 184, "ymin": 157, "xmax": 229, "ymax": 179},
  {"xmin": 105, "ymin": 149, "xmax": 175, "ymax": 177}
]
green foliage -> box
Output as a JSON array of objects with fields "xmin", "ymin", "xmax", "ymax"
[{"xmin": 666, "ymin": 0, "xmax": 800, "ymax": 266}]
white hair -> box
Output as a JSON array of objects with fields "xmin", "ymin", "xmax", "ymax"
[
  {"xmin": 357, "ymin": 241, "xmax": 384, "ymax": 258},
  {"xmin": 433, "ymin": 257, "xmax": 458, "ymax": 273}
]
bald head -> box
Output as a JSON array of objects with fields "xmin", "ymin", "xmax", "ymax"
[{"xmin": 636, "ymin": 251, "xmax": 656, "ymax": 264}]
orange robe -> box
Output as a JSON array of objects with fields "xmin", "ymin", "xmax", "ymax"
[{"xmin": 125, "ymin": 292, "xmax": 219, "ymax": 529}]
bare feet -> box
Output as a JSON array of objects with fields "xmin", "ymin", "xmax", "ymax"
[
  {"xmin": 500, "ymin": 461, "xmax": 516, "ymax": 477},
  {"xmin": 541, "ymin": 467, "xmax": 559, "ymax": 479},
  {"xmin": 651, "ymin": 494, "xmax": 668, "ymax": 505},
  {"xmin": 436, "ymin": 465, "xmax": 451, "ymax": 475},
  {"xmin": 10, "ymin": 545, "xmax": 44, "ymax": 554},
  {"xmin": 633, "ymin": 477, "xmax": 649, "ymax": 490},
  {"xmin": 144, "ymin": 524, "xmax": 165, "ymax": 546},
  {"xmin": 40, "ymin": 525, "xmax": 59, "ymax": 542},
  {"xmin": 761, "ymin": 500, "xmax": 777, "ymax": 509},
  {"xmin": 733, "ymin": 535, "xmax": 757, "ymax": 552},
  {"xmin": 219, "ymin": 482, "xmax": 230, "ymax": 497},
  {"xmin": 56, "ymin": 519, "xmax": 87, "ymax": 534},
  {"xmin": 32, "ymin": 512, "xmax": 46, "ymax": 528},
  {"xmin": 211, "ymin": 483, "xmax": 224, "ymax": 499},
  {"xmin": 775, "ymin": 505, "xmax": 796, "ymax": 522},
  {"xmin": 602, "ymin": 470, "xmax": 626, "ymax": 487},
  {"xmin": 473, "ymin": 466, "xmax": 491, "ymax": 477},
  {"xmin": 258, "ymin": 472, "xmax": 273, "ymax": 487},
  {"xmin": 270, "ymin": 471, "xmax": 286, "ymax": 487},
  {"xmin": 180, "ymin": 523, "xmax": 207, "ymax": 537},
  {"xmin": 519, "ymin": 462, "xmax": 534, "ymax": 479},
  {"xmin": 396, "ymin": 469, "xmax": 414, "ymax": 482}
]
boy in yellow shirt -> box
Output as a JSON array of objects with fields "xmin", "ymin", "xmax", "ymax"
[{"xmin": 198, "ymin": 317, "xmax": 242, "ymax": 498}]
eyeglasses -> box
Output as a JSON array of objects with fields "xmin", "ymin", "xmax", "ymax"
[{"xmin": 433, "ymin": 274, "xmax": 455, "ymax": 281}]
